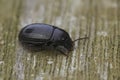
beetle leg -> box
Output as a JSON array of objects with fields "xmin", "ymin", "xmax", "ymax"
[{"xmin": 56, "ymin": 46, "xmax": 69, "ymax": 56}]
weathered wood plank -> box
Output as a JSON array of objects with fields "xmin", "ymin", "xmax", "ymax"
[
  {"xmin": 0, "ymin": 0, "xmax": 23, "ymax": 80},
  {"xmin": 0, "ymin": 0, "xmax": 120, "ymax": 80}
]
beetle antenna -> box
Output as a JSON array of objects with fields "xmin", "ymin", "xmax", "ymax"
[{"xmin": 73, "ymin": 37, "xmax": 89, "ymax": 42}]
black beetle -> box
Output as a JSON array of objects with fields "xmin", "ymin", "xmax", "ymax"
[{"xmin": 19, "ymin": 23, "xmax": 88, "ymax": 56}]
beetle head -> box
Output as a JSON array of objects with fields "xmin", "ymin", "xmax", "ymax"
[{"xmin": 51, "ymin": 28, "xmax": 73, "ymax": 55}]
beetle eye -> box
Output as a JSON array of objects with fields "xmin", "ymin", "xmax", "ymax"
[
  {"xmin": 25, "ymin": 28, "xmax": 33, "ymax": 33},
  {"xmin": 61, "ymin": 36, "xmax": 67, "ymax": 41},
  {"xmin": 61, "ymin": 37, "xmax": 65, "ymax": 41}
]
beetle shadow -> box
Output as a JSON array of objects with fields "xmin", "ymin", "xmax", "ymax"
[
  {"xmin": 19, "ymin": 43, "xmax": 68, "ymax": 58},
  {"xmin": 28, "ymin": 49, "xmax": 62, "ymax": 57},
  {"xmin": 19, "ymin": 42, "xmax": 68, "ymax": 57}
]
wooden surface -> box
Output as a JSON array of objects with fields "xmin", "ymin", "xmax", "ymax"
[{"xmin": 0, "ymin": 0, "xmax": 120, "ymax": 80}]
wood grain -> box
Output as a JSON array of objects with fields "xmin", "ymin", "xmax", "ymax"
[{"xmin": 0, "ymin": 0, "xmax": 120, "ymax": 80}]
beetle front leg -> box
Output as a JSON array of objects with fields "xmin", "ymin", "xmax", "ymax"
[{"xmin": 56, "ymin": 46, "xmax": 69, "ymax": 56}]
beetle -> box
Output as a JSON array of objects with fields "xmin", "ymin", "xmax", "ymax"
[{"xmin": 18, "ymin": 23, "xmax": 88, "ymax": 56}]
